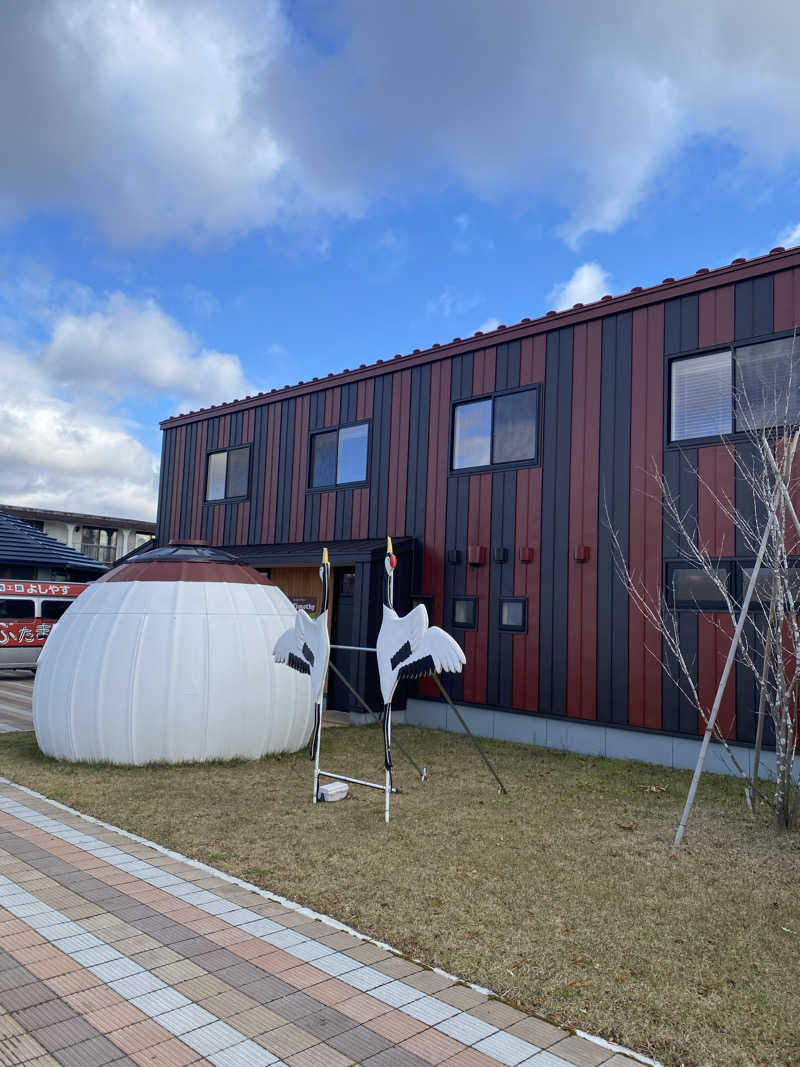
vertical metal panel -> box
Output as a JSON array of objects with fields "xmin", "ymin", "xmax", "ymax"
[
  {"xmin": 736, "ymin": 621, "xmax": 775, "ymax": 746},
  {"xmin": 566, "ymin": 321, "xmax": 602, "ymax": 720},
  {"xmin": 422, "ymin": 359, "xmax": 452, "ymax": 631},
  {"xmin": 248, "ymin": 405, "xmax": 267, "ymax": 544},
  {"xmin": 274, "ymin": 399, "xmax": 295, "ymax": 544},
  {"xmin": 472, "ymin": 347, "xmax": 496, "ymax": 395},
  {"xmin": 167, "ymin": 425, "xmax": 185, "ymax": 544},
  {"xmin": 288, "ymin": 395, "xmax": 310, "ymax": 542},
  {"xmin": 334, "ymin": 489, "xmax": 352, "ymax": 540},
  {"xmin": 319, "ymin": 492, "xmax": 336, "ymax": 541},
  {"xmin": 201, "ymin": 418, "xmax": 218, "ymax": 542},
  {"xmin": 662, "ymin": 447, "xmax": 697, "ymax": 557},
  {"xmin": 664, "ymin": 294, "xmax": 698, "ymax": 355},
  {"xmin": 734, "ymin": 438, "xmax": 759, "ymax": 557},
  {"xmin": 341, "ymin": 382, "xmax": 358, "ymax": 424},
  {"xmin": 155, "ymin": 429, "xmax": 173, "ymax": 546},
  {"xmin": 260, "ymin": 404, "xmax": 282, "ymax": 544},
  {"xmin": 698, "ymin": 613, "xmax": 736, "ymax": 737},
  {"xmin": 697, "ymin": 446, "xmax": 736, "ymax": 556},
  {"xmin": 628, "ymin": 304, "xmax": 665, "ymax": 730},
  {"xmin": 487, "ymin": 470, "xmax": 516, "ymax": 708},
  {"xmin": 596, "ymin": 313, "xmax": 632, "ymax": 724},
  {"xmin": 406, "ymin": 364, "xmax": 431, "ymax": 591},
  {"xmin": 511, "ymin": 334, "xmax": 546, "ymax": 710},
  {"xmin": 351, "ymin": 487, "xmax": 369, "ymax": 539},
  {"xmin": 773, "ymin": 267, "xmax": 800, "ymax": 330},
  {"xmin": 463, "ymin": 473, "xmax": 492, "ymax": 705},
  {"xmin": 495, "ymin": 340, "xmax": 520, "ymax": 392},
  {"xmin": 178, "ymin": 422, "xmax": 196, "ymax": 539},
  {"xmin": 539, "ymin": 327, "xmax": 573, "ymax": 718},
  {"xmin": 304, "ymin": 492, "xmax": 320, "ymax": 542},
  {"xmin": 324, "ymin": 387, "xmax": 341, "ymax": 428},
  {"xmin": 735, "ymin": 275, "xmax": 774, "ymax": 339},
  {"xmin": 387, "ymin": 369, "xmax": 411, "ymax": 537},
  {"xmin": 190, "ymin": 419, "xmax": 208, "ymax": 539},
  {"xmin": 450, "ymin": 353, "xmax": 474, "ymax": 401},
  {"xmin": 368, "ymin": 374, "xmax": 393, "ymax": 537},
  {"xmin": 443, "ymin": 474, "xmax": 469, "ymax": 702},
  {"xmin": 698, "ymin": 286, "xmax": 735, "ymax": 348},
  {"xmin": 309, "ymin": 391, "xmax": 325, "ymax": 431},
  {"xmin": 662, "ymin": 612, "xmax": 698, "ymax": 734}
]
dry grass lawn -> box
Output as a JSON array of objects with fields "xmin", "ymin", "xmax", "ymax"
[{"xmin": 0, "ymin": 725, "xmax": 797, "ymax": 1067}]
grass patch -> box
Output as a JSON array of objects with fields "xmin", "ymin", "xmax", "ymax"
[{"xmin": 0, "ymin": 726, "xmax": 797, "ymax": 1066}]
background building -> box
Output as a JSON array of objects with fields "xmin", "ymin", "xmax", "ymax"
[
  {"xmin": 0, "ymin": 506, "xmax": 155, "ymax": 565},
  {"xmin": 154, "ymin": 245, "xmax": 800, "ymax": 770},
  {"xmin": 0, "ymin": 511, "xmax": 107, "ymax": 583}
]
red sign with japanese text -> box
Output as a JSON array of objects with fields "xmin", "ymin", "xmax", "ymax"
[
  {"xmin": 0, "ymin": 619, "xmax": 57, "ymax": 648},
  {"xmin": 0, "ymin": 582, "xmax": 87, "ymax": 598}
]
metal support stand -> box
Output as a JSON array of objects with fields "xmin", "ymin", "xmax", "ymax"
[
  {"xmin": 310, "ymin": 700, "xmax": 322, "ymax": 804},
  {"xmin": 432, "ymin": 675, "xmax": 507, "ymax": 795}
]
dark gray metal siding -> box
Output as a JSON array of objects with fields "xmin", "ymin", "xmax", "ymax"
[
  {"xmin": 406, "ymin": 364, "xmax": 431, "ymax": 590},
  {"xmin": 735, "ymin": 275, "xmax": 774, "ymax": 340},
  {"xmin": 178, "ymin": 422, "xmax": 196, "ymax": 539},
  {"xmin": 155, "ymin": 428, "xmax": 173, "ymax": 546},
  {"xmin": 248, "ymin": 405, "xmax": 268, "ymax": 544},
  {"xmin": 596, "ymin": 313, "xmax": 632, "ymax": 724},
  {"xmin": 368, "ymin": 375, "xmax": 393, "ymax": 538},
  {"xmin": 662, "ymin": 612, "xmax": 698, "ymax": 734},
  {"xmin": 274, "ymin": 399, "xmax": 294, "ymax": 544},
  {"xmin": 664, "ymin": 294, "xmax": 699, "ymax": 356},
  {"xmin": 538, "ymin": 327, "xmax": 573, "ymax": 718},
  {"xmin": 487, "ymin": 470, "xmax": 516, "ymax": 708},
  {"xmin": 200, "ymin": 417, "xmax": 219, "ymax": 542},
  {"xmin": 495, "ymin": 340, "xmax": 520, "ymax": 392}
]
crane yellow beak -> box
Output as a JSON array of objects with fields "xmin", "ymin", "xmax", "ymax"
[
  {"xmin": 322, "ymin": 547, "xmax": 329, "ymax": 564},
  {"xmin": 387, "ymin": 536, "xmax": 393, "ymax": 553}
]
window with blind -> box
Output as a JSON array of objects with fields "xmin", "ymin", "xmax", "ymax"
[
  {"xmin": 206, "ymin": 447, "xmax": 250, "ymax": 501},
  {"xmin": 670, "ymin": 350, "xmax": 732, "ymax": 442}
]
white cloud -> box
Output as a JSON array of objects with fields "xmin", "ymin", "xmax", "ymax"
[
  {"xmin": 426, "ymin": 286, "xmax": 483, "ymax": 319},
  {"xmin": 0, "ymin": 343, "xmax": 159, "ymax": 518},
  {"xmin": 778, "ymin": 223, "xmax": 800, "ymax": 248},
  {"xmin": 3, "ymin": 3, "xmax": 800, "ymax": 244},
  {"xmin": 548, "ymin": 263, "xmax": 611, "ymax": 311},
  {"xmin": 43, "ymin": 293, "xmax": 255, "ymax": 410},
  {"xmin": 476, "ymin": 317, "xmax": 500, "ymax": 334}
]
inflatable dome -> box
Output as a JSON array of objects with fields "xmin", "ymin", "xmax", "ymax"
[{"xmin": 33, "ymin": 544, "xmax": 314, "ymax": 764}]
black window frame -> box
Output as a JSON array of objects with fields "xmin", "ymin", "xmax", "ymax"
[
  {"xmin": 452, "ymin": 595, "xmax": 478, "ymax": 630},
  {"xmin": 498, "ymin": 597, "xmax": 527, "ymax": 633},
  {"xmin": 307, "ymin": 419, "xmax": 371, "ymax": 491},
  {"xmin": 666, "ymin": 329, "xmax": 800, "ymax": 448},
  {"xmin": 666, "ymin": 561, "xmax": 734, "ymax": 610},
  {"xmin": 738, "ymin": 559, "xmax": 800, "ymax": 611},
  {"xmin": 205, "ymin": 444, "xmax": 251, "ymax": 503},
  {"xmin": 410, "ymin": 593, "xmax": 434, "ymax": 619},
  {"xmin": 450, "ymin": 383, "xmax": 542, "ymax": 474}
]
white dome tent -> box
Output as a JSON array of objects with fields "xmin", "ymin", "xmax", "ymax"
[{"xmin": 33, "ymin": 544, "xmax": 313, "ymax": 764}]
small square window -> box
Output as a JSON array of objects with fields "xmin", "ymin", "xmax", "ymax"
[
  {"xmin": 206, "ymin": 447, "xmax": 250, "ymax": 501},
  {"xmin": 452, "ymin": 387, "xmax": 539, "ymax": 470},
  {"xmin": 452, "ymin": 596, "xmax": 477, "ymax": 630},
  {"xmin": 411, "ymin": 594, "xmax": 433, "ymax": 620},
  {"xmin": 499, "ymin": 598, "xmax": 527, "ymax": 632},
  {"xmin": 670, "ymin": 351, "xmax": 732, "ymax": 442},
  {"xmin": 310, "ymin": 423, "xmax": 369, "ymax": 487},
  {"xmin": 741, "ymin": 564, "xmax": 800, "ymax": 609}
]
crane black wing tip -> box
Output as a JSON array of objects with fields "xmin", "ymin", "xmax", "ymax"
[
  {"xmin": 287, "ymin": 652, "xmax": 312, "ymax": 675},
  {"xmin": 397, "ymin": 654, "xmax": 436, "ymax": 679}
]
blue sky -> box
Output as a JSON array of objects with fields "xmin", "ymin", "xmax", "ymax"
[{"xmin": 1, "ymin": 1, "xmax": 800, "ymax": 519}]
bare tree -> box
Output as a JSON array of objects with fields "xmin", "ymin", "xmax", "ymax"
[{"xmin": 608, "ymin": 334, "xmax": 800, "ymax": 833}]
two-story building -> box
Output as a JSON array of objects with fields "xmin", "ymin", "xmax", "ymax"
[{"xmin": 155, "ymin": 245, "xmax": 800, "ymax": 771}]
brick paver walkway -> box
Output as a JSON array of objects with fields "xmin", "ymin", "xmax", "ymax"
[{"xmin": 0, "ymin": 780, "xmax": 645, "ymax": 1067}]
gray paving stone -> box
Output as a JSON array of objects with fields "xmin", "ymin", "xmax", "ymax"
[
  {"xmin": 12, "ymin": 998, "xmax": 76, "ymax": 1030},
  {"xmin": 34, "ymin": 1016, "xmax": 98, "ymax": 1051},
  {"xmin": 268, "ymin": 991, "xmax": 322, "ymax": 1021},
  {"xmin": 362, "ymin": 1048, "xmax": 432, "ymax": 1067},
  {"xmin": 216, "ymin": 962, "xmax": 274, "ymax": 988},
  {"xmin": 298, "ymin": 1007, "xmax": 358, "ymax": 1041},
  {"xmin": 328, "ymin": 1024, "xmax": 393, "ymax": 1061},
  {"xmin": 56, "ymin": 1034, "xmax": 127, "ymax": 1067},
  {"xmin": 0, "ymin": 981, "xmax": 57, "ymax": 1011},
  {"xmin": 240, "ymin": 975, "xmax": 296, "ymax": 1004}
]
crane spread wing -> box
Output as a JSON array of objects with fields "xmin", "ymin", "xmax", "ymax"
[
  {"xmin": 397, "ymin": 625, "xmax": 465, "ymax": 680},
  {"xmin": 272, "ymin": 616, "xmax": 312, "ymax": 676}
]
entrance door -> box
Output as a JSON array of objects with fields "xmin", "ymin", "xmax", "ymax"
[{"xmin": 328, "ymin": 568, "xmax": 356, "ymax": 712}]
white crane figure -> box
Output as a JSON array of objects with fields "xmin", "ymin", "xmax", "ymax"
[
  {"xmin": 375, "ymin": 537, "xmax": 465, "ymax": 819},
  {"xmin": 273, "ymin": 547, "xmax": 330, "ymax": 802}
]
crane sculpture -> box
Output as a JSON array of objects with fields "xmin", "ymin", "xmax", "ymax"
[{"xmin": 273, "ymin": 547, "xmax": 330, "ymax": 802}]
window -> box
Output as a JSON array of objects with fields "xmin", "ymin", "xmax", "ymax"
[
  {"xmin": 0, "ymin": 600, "xmax": 34, "ymax": 620},
  {"xmin": 410, "ymin": 594, "xmax": 433, "ymax": 619},
  {"xmin": 206, "ymin": 447, "xmax": 250, "ymax": 501},
  {"xmin": 310, "ymin": 423, "xmax": 368, "ymax": 488},
  {"xmin": 735, "ymin": 337, "xmax": 800, "ymax": 430},
  {"xmin": 670, "ymin": 351, "xmax": 732, "ymax": 441},
  {"xmin": 453, "ymin": 387, "xmax": 539, "ymax": 470},
  {"xmin": 452, "ymin": 596, "xmax": 477, "ymax": 629},
  {"xmin": 667, "ymin": 563, "xmax": 732, "ymax": 609},
  {"xmin": 741, "ymin": 565, "xmax": 800, "ymax": 609},
  {"xmin": 42, "ymin": 600, "xmax": 71, "ymax": 621},
  {"xmin": 499, "ymin": 598, "xmax": 527, "ymax": 632},
  {"xmin": 670, "ymin": 336, "xmax": 800, "ymax": 442},
  {"xmin": 81, "ymin": 527, "xmax": 117, "ymax": 564}
]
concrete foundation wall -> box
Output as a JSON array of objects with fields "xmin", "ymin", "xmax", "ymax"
[{"xmin": 397, "ymin": 698, "xmax": 778, "ymax": 781}]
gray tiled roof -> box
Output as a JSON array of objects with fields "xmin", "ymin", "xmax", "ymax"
[{"xmin": 0, "ymin": 511, "xmax": 107, "ymax": 573}]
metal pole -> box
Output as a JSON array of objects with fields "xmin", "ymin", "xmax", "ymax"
[
  {"xmin": 312, "ymin": 700, "xmax": 322, "ymax": 804},
  {"xmin": 329, "ymin": 644, "xmax": 377, "ymax": 653},
  {"xmin": 318, "ymin": 769, "xmax": 398, "ymax": 792},
  {"xmin": 432, "ymin": 675, "xmax": 507, "ymax": 795},
  {"xmin": 674, "ymin": 488, "xmax": 778, "ymax": 846},
  {"xmin": 385, "ymin": 707, "xmax": 392, "ymax": 823},
  {"xmin": 326, "ymin": 660, "xmax": 427, "ymax": 781}
]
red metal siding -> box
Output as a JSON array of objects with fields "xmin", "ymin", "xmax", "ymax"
[
  {"xmin": 324, "ymin": 387, "xmax": 340, "ymax": 427},
  {"xmin": 774, "ymin": 268, "xmax": 800, "ymax": 330},
  {"xmin": 628, "ymin": 304, "xmax": 665, "ymax": 730},
  {"xmin": 261, "ymin": 404, "xmax": 281, "ymax": 544},
  {"xmin": 387, "ymin": 369, "xmax": 411, "ymax": 537},
  {"xmin": 512, "ymin": 335, "xmax": 546, "ymax": 710},
  {"xmin": 698, "ymin": 286, "xmax": 734, "ymax": 348},
  {"xmin": 190, "ymin": 418, "xmax": 207, "ymax": 539},
  {"xmin": 351, "ymin": 488, "xmax": 369, "ymax": 539},
  {"xmin": 463, "ymin": 473, "xmax": 492, "ymax": 705},
  {"xmin": 697, "ymin": 613, "xmax": 736, "ymax": 738},
  {"xmin": 357, "ymin": 378, "xmax": 374, "ymax": 421},
  {"xmin": 168, "ymin": 424, "xmax": 186, "ymax": 543},
  {"xmin": 319, "ymin": 491, "xmax": 336, "ymax": 541},
  {"xmin": 472, "ymin": 346, "xmax": 496, "ymax": 395},
  {"xmin": 288, "ymin": 396, "xmax": 310, "ymax": 542},
  {"xmin": 697, "ymin": 445, "xmax": 736, "ymax": 557},
  {"xmin": 566, "ymin": 321, "xmax": 601, "ymax": 720},
  {"xmin": 422, "ymin": 360, "xmax": 451, "ymax": 625}
]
